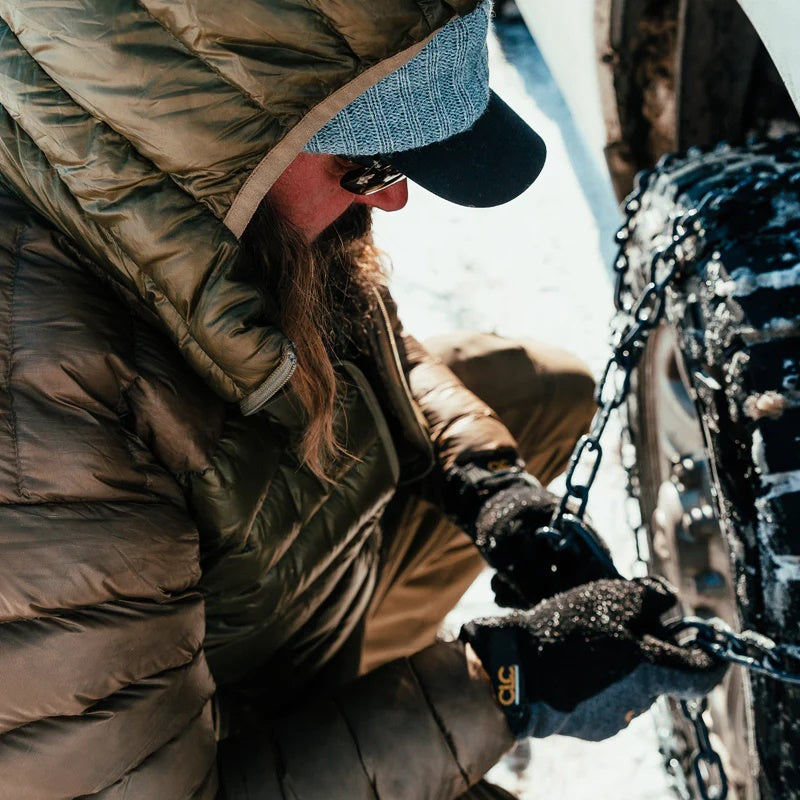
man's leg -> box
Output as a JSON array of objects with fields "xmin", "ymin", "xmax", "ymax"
[
  {"xmin": 426, "ymin": 331, "xmax": 597, "ymax": 484},
  {"xmin": 360, "ymin": 332, "xmax": 595, "ymax": 673}
]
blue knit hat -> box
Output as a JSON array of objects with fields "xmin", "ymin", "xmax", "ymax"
[
  {"xmin": 305, "ymin": 4, "xmax": 491, "ymax": 157},
  {"xmin": 304, "ymin": 2, "xmax": 546, "ymax": 207}
]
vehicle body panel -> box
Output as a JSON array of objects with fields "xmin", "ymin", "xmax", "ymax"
[
  {"xmin": 737, "ymin": 0, "xmax": 800, "ymax": 117},
  {"xmin": 513, "ymin": 0, "xmax": 607, "ymax": 163}
]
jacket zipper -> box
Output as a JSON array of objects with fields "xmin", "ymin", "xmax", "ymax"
[
  {"xmin": 340, "ymin": 361, "xmax": 400, "ymax": 484},
  {"xmin": 370, "ymin": 288, "xmax": 435, "ymax": 479},
  {"xmin": 239, "ymin": 342, "xmax": 297, "ymax": 416}
]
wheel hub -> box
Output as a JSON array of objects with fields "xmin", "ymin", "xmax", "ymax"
[{"xmin": 638, "ymin": 324, "xmax": 759, "ymax": 800}]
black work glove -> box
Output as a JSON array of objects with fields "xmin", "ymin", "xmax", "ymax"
[
  {"xmin": 442, "ymin": 455, "xmax": 619, "ymax": 609},
  {"xmin": 460, "ymin": 577, "xmax": 727, "ymax": 741}
]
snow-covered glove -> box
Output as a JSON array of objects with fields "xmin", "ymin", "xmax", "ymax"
[
  {"xmin": 442, "ymin": 454, "xmax": 619, "ymax": 609},
  {"xmin": 460, "ymin": 577, "xmax": 727, "ymax": 741}
]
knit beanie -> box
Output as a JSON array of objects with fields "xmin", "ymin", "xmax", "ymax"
[{"xmin": 304, "ymin": 3, "xmax": 491, "ymax": 157}]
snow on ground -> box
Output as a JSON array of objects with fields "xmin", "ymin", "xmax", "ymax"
[{"xmin": 371, "ymin": 16, "xmax": 676, "ymax": 800}]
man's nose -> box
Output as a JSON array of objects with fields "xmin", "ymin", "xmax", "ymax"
[{"xmin": 357, "ymin": 178, "xmax": 409, "ymax": 212}]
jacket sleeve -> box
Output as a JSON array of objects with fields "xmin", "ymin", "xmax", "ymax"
[
  {"xmin": 381, "ymin": 291, "xmax": 520, "ymax": 471},
  {"xmin": 218, "ymin": 640, "xmax": 515, "ymax": 800},
  {"xmin": 0, "ymin": 208, "xmax": 218, "ymax": 798}
]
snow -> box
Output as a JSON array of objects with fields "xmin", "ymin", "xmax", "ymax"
[
  {"xmin": 727, "ymin": 264, "xmax": 800, "ymax": 296},
  {"xmin": 371, "ymin": 17, "xmax": 676, "ymax": 800}
]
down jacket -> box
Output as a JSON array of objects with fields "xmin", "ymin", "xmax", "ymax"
[{"xmin": 0, "ymin": 1, "xmax": 519, "ymax": 797}]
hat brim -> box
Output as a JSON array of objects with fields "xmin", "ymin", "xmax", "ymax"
[{"xmin": 381, "ymin": 91, "xmax": 546, "ymax": 208}]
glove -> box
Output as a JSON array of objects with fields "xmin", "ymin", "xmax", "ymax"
[
  {"xmin": 442, "ymin": 455, "xmax": 619, "ymax": 608},
  {"xmin": 460, "ymin": 577, "xmax": 727, "ymax": 741}
]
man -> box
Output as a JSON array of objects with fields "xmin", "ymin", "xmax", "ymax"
[{"xmin": 0, "ymin": 1, "xmax": 722, "ymax": 797}]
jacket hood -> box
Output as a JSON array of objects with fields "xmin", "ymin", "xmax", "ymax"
[{"xmin": 0, "ymin": 0, "xmax": 479, "ymax": 410}]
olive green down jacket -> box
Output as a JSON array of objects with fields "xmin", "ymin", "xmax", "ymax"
[{"xmin": 0, "ymin": 1, "xmax": 520, "ymax": 797}]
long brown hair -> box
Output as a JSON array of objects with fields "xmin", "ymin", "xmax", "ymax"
[{"xmin": 239, "ymin": 198, "xmax": 388, "ymax": 480}]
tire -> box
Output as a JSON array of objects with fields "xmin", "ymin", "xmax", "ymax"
[{"xmin": 621, "ymin": 135, "xmax": 800, "ymax": 800}]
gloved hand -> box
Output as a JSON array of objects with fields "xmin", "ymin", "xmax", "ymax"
[
  {"xmin": 442, "ymin": 455, "xmax": 619, "ymax": 608},
  {"xmin": 460, "ymin": 577, "xmax": 727, "ymax": 741}
]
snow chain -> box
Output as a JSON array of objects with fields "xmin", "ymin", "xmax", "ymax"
[{"xmin": 536, "ymin": 162, "xmax": 800, "ymax": 800}]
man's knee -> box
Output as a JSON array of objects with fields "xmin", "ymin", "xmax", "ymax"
[
  {"xmin": 424, "ymin": 331, "xmax": 596, "ymax": 482},
  {"xmin": 506, "ymin": 339, "xmax": 595, "ymax": 481},
  {"xmin": 538, "ymin": 346, "xmax": 596, "ymax": 443}
]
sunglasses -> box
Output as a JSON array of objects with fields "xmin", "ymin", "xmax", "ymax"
[{"xmin": 339, "ymin": 157, "xmax": 405, "ymax": 196}]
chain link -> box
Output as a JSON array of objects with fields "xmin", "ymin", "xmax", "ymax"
[
  {"xmin": 670, "ymin": 617, "xmax": 800, "ymax": 686},
  {"xmin": 619, "ymin": 418, "xmax": 649, "ymax": 577},
  {"xmin": 679, "ymin": 698, "xmax": 728, "ymax": 800},
  {"xmin": 544, "ymin": 159, "xmax": 800, "ymax": 800},
  {"xmin": 552, "ymin": 181, "xmax": 702, "ymax": 530}
]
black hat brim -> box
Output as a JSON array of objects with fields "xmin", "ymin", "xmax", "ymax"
[{"xmin": 381, "ymin": 91, "xmax": 546, "ymax": 208}]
